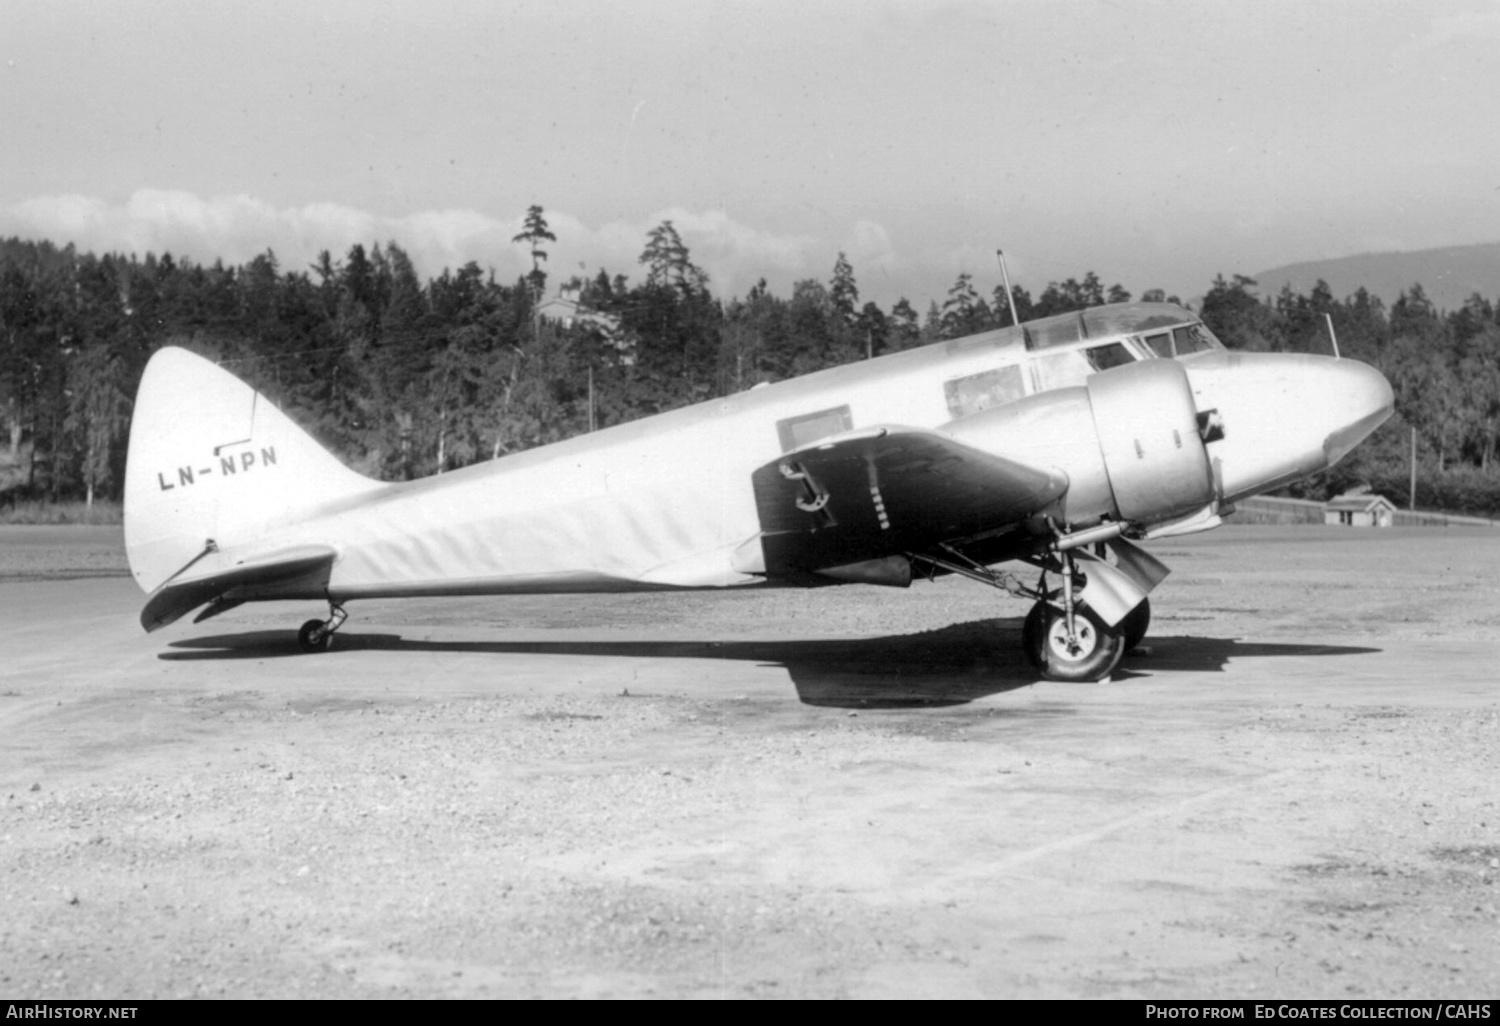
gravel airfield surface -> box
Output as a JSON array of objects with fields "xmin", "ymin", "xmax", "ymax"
[{"xmin": 2, "ymin": 523, "xmax": 1499, "ymax": 999}]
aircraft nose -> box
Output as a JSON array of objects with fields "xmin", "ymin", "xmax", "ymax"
[
  {"xmin": 1320, "ymin": 358, "xmax": 1395, "ymax": 465},
  {"xmin": 1184, "ymin": 353, "xmax": 1394, "ymax": 504}
]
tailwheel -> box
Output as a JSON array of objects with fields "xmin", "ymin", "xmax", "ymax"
[
  {"xmin": 1022, "ymin": 601, "xmax": 1124, "ymax": 683},
  {"xmin": 296, "ymin": 603, "xmax": 347, "ymax": 653},
  {"xmin": 298, "ymin": 619, "xmax": 332, "ymax": 653},
  {"xmin": 1120, "ymin": 598, "xmax": 1151, "ymax": 653}
]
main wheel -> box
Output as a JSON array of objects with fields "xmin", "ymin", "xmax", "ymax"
[
  {"xmin": 297, "ymin": 618, "xmax": 332, "ymax": 653},
  {"xmin": 1120, "ymin": 598, "xmax": 1151, "ymax": 653},
  {"xmin": 1022, "ymin": 602, "xmax": 1124, "ymax": 683},
  {"xmin": 1021, "ymin": 602, "xmax": 1050, "ymax": 671}
]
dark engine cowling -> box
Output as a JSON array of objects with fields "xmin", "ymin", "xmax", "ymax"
[{"xmin": 1084, "ymin": 358, "xmax": 1214, "ymax": 524}]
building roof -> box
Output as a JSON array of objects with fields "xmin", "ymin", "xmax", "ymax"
[
  {"xmin": 536, "ymin": 292, "xmax": 620, "ymax": 334},
  {"xmin": 1325, "ymin": 492, "xmax": 1397, "ymax": 513}
]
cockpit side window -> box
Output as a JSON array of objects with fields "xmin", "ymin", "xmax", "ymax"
[
  {"xmin": 1085, "ymin": 342, "xmax": 1134, "ymax": 371},
  {"xmin": 1031, "ymin": 349, "xmax": 1093, "ymax": 391},
  {"xmin": 1029, "ymin": 340, "xmax": 1141, "ymax": 390},
  {"xmin": 944, "ymin": 364, "xmax": 1025, "ymax": 419}
]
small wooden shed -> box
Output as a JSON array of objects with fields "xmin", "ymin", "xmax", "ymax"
[{"xmin": 1324, "ymin": 492, "xmax": 1397, "ymax": 527}]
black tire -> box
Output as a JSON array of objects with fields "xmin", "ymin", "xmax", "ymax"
[
  {"xmin": 297, "ymin": 618, "xmax": 332, "ymax": 653},
  {"xmin": 1024, "ymin": 601, "xmax": 1124, "ymax": 683},
  {"xmin": 1021, "ymin": 602, "xmax": 1049, "ymax": 671},
  {"xmin": 1120, "ymin": 598, "xmax": 1151, "ymax": 653}
]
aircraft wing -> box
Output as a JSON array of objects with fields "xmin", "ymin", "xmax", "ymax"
[
  {"xmin": 139, "ymin": 545, "xmax": 337, "ymax": 632},
  {"xmin": 749, "ymin": 426, "xmax": 1068, "ymax": 575}
]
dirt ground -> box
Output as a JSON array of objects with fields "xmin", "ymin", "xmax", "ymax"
[{"xmin": 2, "ymin": 523, "xmax": 1498, "ymax": 999}]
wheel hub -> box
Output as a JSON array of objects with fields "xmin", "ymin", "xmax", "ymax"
[{"xmin": 1046, "ymin": 617, "xmax": 1098, "ymax": 661}]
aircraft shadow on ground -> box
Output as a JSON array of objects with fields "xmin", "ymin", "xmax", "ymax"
[{"xmin": 161, "ymin": 620, "xmax": 1383, "ymax": 710}]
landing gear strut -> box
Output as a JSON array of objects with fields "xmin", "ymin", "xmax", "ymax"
[
  {"xmin": 1021, "ymin": 600, "xmax": 1124, "ymax": 682},
  {"xmin": 909, "ymin": 543, "xmax": 1131, "ymax": 684},
  {"xmin": 297, "ymin": 602, "xmax": 347, "ymax": 653},
  {"xmin": 1019, "ymin": 548, "xmax": 1125, "ymax": 682}
]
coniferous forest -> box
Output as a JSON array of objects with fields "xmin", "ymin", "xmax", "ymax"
[{"xmin": 2, "ymin": 207, "xmax": 1499, "ymax": 517}]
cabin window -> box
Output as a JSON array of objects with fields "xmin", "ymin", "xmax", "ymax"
[
  {"xmin": 1085, "ymin": 342, "xmax": 1134, "ymax": 371},
  {"xmin": 943, "ymin": 364, "xmax": 1025, "ymax": 419},
  {"xmin": 777, "ymin": 405, "xmax": 852, "ymax": 452}
]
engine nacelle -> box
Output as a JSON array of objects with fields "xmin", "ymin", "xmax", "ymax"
[
  {"xmin": 1084, "ymin": 359, "xmax": 1214, "ymax": 523},
  {"xmin": 943, "ymin": 358, "xmax": 1213, "ymax": 529}
]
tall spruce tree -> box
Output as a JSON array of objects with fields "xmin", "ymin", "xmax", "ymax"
[{"xmin": 512, "ymin": 205, "xmax": 557, "ymax": 299}]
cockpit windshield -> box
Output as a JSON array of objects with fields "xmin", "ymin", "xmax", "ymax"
[
  {"xmin": 950, "ymin": 305, "xmax": 1225, "ymax": 408},
  {"xmin": 1139, "ymin": 322, "xmax": 1224, "ymax": 359}
]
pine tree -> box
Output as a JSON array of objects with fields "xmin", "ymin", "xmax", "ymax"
[
  {"xmin": 63, "ymin": 343, "xmax": 131, "ymax": 508},
  {"xmin": 888, "ymin": 298, "xmax": 922, "ymax": 350},
  {"xmin": 639, "ymin": 221, "xmax": 708, "ymax": 295},
  {"xmin": 511, "ymin": 205, "xmax": 557, "ymax": 298},
  {"xmin": 829, "ymin": 252, "xmax": 859, "ymax": 324},
  {"xmin": 939, "ymin": 273, "xmax": 991, "ymax": 339}
]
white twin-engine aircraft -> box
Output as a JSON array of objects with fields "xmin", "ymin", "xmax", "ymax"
[{"xmin": 123, "ymin": 302, "xmax": 1393, "ymax": 683}]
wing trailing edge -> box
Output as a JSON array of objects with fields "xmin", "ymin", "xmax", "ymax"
[{"xmin": 749, "ymin": 425, "xmax": 1069, "ymax": 575}]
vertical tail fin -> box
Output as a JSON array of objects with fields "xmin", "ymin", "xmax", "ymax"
[{"xmin": 124, "ymin": 347, "xmax": 381, "ymax": 593}]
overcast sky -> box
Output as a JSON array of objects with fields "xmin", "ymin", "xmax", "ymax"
[{"xmin": 4, "ymin": 0, "xmax": 1499, "ymax": 308}]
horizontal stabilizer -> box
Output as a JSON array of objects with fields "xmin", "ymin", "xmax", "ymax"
[{"xmin": 140, "ymin": 545, "xmax": 337, "ymax": 633}]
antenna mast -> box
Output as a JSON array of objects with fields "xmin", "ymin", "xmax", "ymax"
[{"xmin": 995, "ymin": 250, "xmax": 1022, "ymax": 328}]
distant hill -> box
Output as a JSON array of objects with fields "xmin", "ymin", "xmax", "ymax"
[{"xmin": 1251, "ymin": 242, "xmax": 1500, "ymax": 312}]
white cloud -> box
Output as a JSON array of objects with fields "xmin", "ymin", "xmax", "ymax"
[
  {"xmin": 5, "ymin": 189, "xmax": 531, "ymax": 279},
  {"xmin": 844, "ymin": 219, "xmax": 898, "ymax": 278},
  {"xmin": 1414, "ymin": 10, "xmax": 1500, "ymax": 49},
  {"xmin": 0, "ymin": 189, "xmax": 831, "ymax": 300},
  {"xmin": 618, "ymin": 207, "xmax": 820, "ymax": 296},
  {"xmin": 13, "ymin": 194, "xmax": 111, "ymax": 239},
  {"xmin": 1392, "ymin": 9, "xmax": 1500, "ymax": 69}
]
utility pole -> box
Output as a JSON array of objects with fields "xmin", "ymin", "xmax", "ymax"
[
  {"xmin": 532, "ymin": 282, "xmax": 542, "ymax": 348},
  {"xmin": 1409, "ymin": 426, "xmax": 1417, "ymax": 510}
]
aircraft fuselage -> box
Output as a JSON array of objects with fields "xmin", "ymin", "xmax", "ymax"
[{"xmin": 124, "ymin": 301, "xmax": 1394, "ymax": 659}]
